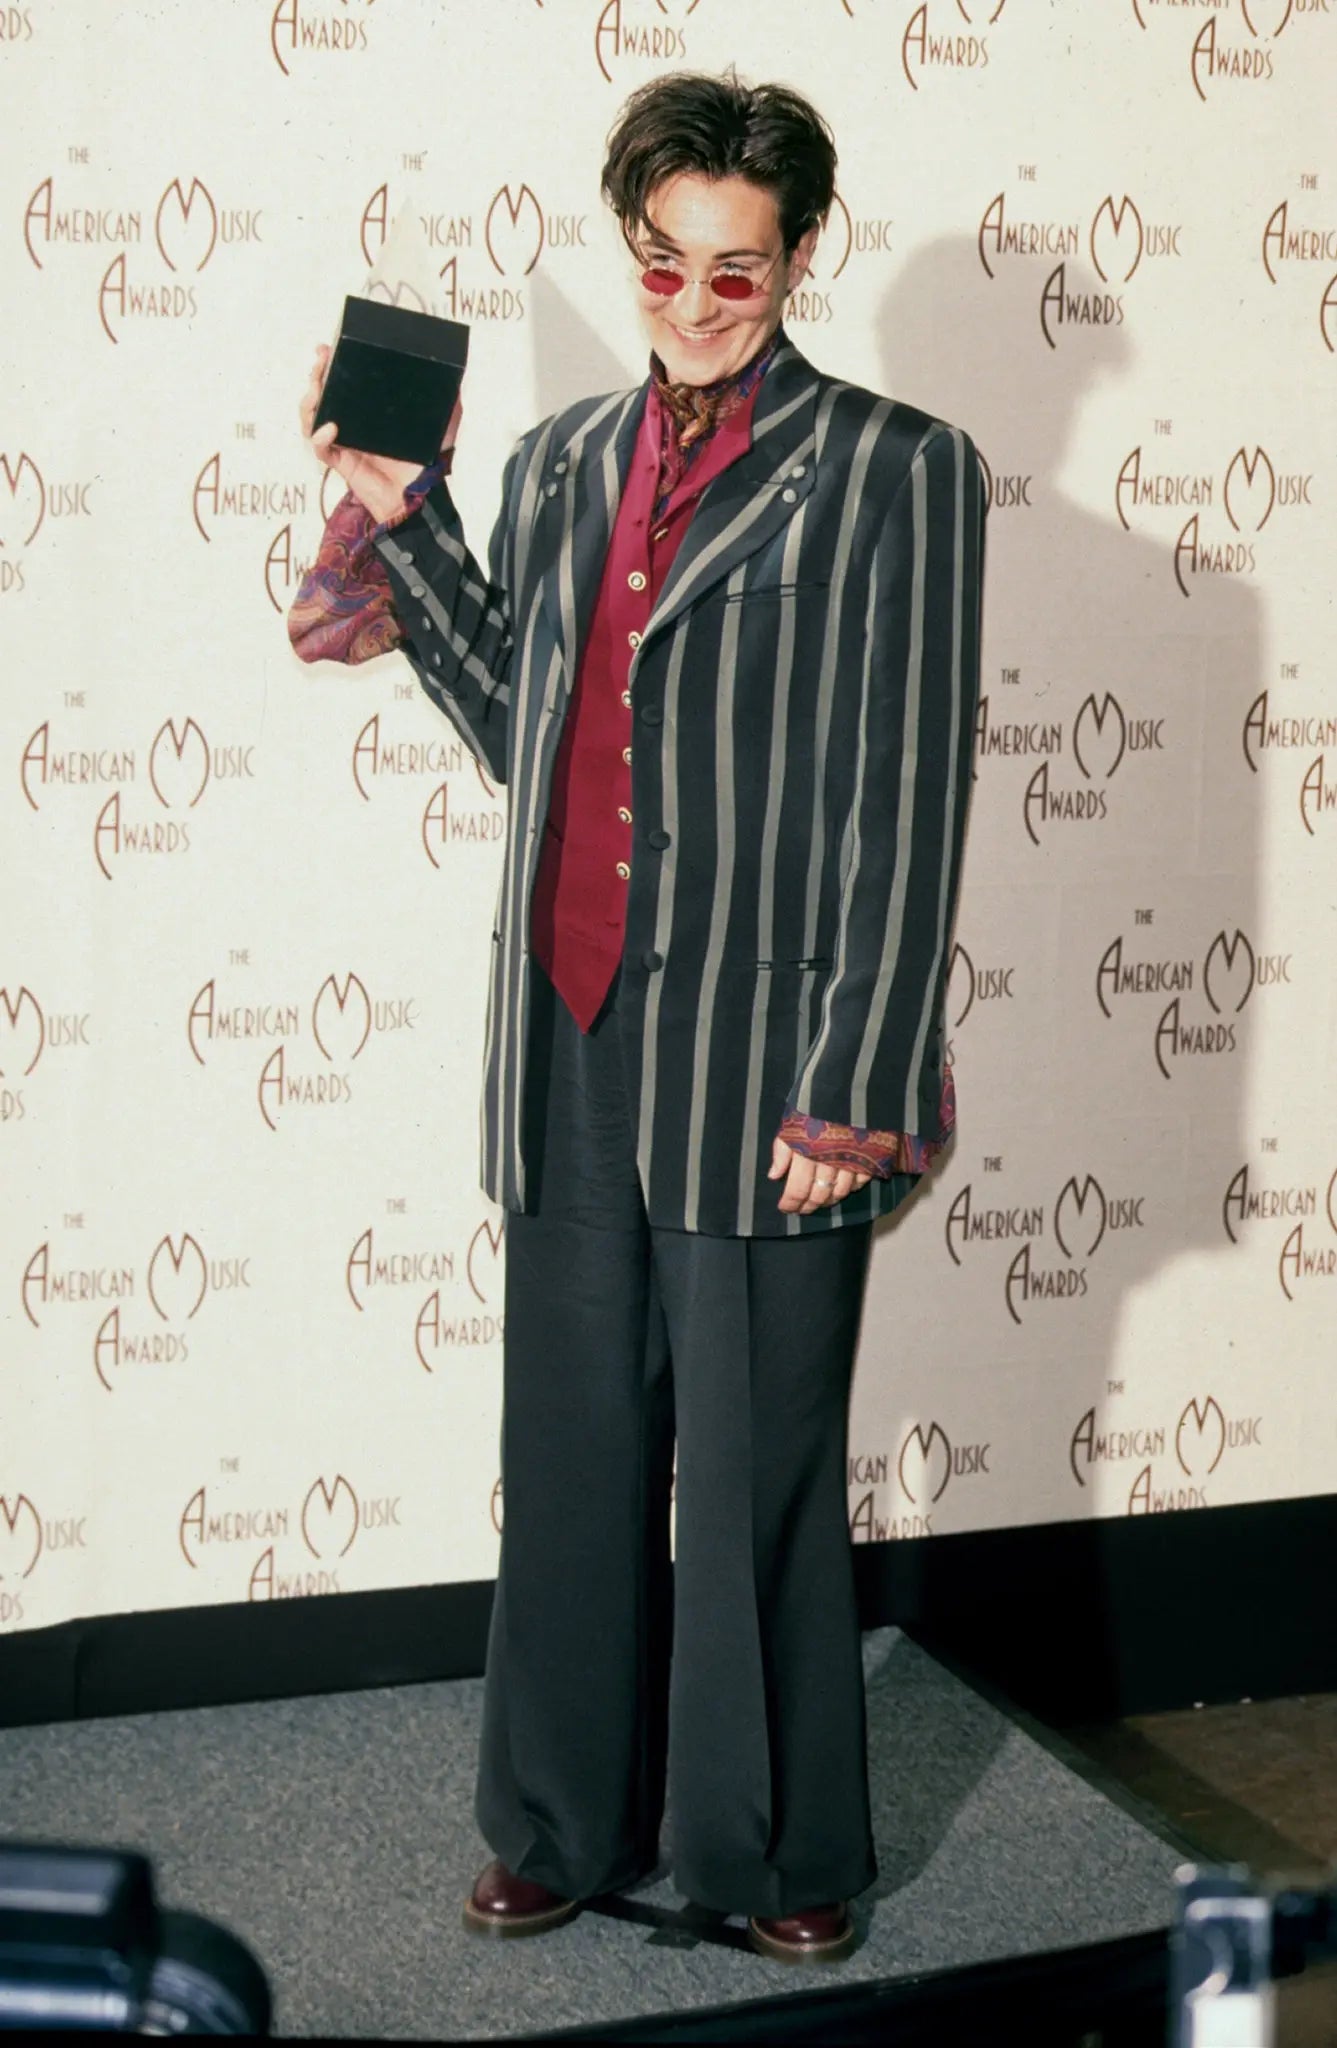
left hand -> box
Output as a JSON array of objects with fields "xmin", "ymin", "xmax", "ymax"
[{"xmin": 768, "ymin": 1136, "xmax": 873, "ymax": 1215}]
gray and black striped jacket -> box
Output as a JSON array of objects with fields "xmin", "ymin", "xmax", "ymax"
[{"xmin": 373, "ymin": 327, "xmax": 986, "ymax": 1236}]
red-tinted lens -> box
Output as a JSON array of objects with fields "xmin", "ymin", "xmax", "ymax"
[
  {"xmin": 708, "ymin": 273, "xmax": 759, "ymax": 301},
  {"xmin": 640, "ymin": 266, "xmax": 762, "ymax": 301}
]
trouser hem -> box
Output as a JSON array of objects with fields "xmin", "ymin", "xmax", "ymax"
[
  {"xmin": 675, "ymin": 1854, "xmax": 879, "ymax": 1920},
  {"xmin": 477, "ymin": 1815, "xmax": 660, "ymax": 1903}
]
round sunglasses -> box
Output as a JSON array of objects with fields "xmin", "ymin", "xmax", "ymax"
[{"xmin": 637, "ymin": 247, "xmax": 785, "ymax": 304}]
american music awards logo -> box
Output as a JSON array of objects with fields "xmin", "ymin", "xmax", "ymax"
[
  {"xmin": 1115, "ymin": 440, "xmax": 1316, "ymax": 596},
  {"xmin": 22, "ymin": 174, "xmax": 260, "ymax": 341},
  {"xmin": 977, "ymin": 188, "xmax": 1185, "ymax": 349}
]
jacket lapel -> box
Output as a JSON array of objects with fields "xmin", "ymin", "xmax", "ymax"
[
  {"xmin": 535, "ymin": 385, "xmax": 646, "ymax": 685},
  {"xmin": 534, "ymin": 327, "xmax": 822, "ymax": 684},
  {"xmin": 638, "ymin": 331, "xmax": 821, "ymax": 649}
]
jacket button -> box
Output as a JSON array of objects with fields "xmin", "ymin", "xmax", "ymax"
[
  {"xmin": 642, "ymin": 949, "xmax": 664, "ymax": 971},
  {"xmin": 554, "ymin": 458, "xmax": 569, "ymax": 475},
  {"xmin": 640, "ymin": 704, "xmax": 663, "ymax": 726},
  {"xmin": 648, "ymin": 828, "xmax": 670, "ymax": 850},
  {"xmin": 782, "ymin": 487, "xmax": 797, "ymax": 503}
]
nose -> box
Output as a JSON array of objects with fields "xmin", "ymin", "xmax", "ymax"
[{"xmin": 671, "ymin": 276, "xmax": 721, "ymax": 328}]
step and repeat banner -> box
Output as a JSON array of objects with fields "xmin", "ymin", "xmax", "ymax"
[{"xmin": 2, "ymin": 0, "xmax": 1335, "ymax": 1638}]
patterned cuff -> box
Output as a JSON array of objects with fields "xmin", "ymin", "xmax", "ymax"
[
  {"xmin": 779, "ymin": 1062, "xmax": 957, "ymax": 1179},
  {"xmin": 287, "ymin": 487, "xmax": 406, "ymax": 666}
]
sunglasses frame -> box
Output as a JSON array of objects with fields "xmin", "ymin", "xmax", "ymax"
[{"xmin": 634, "ymin": 242, "xmax": 787, "ymax": 304}]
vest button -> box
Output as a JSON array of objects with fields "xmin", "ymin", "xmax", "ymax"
[
  {"xmin": 642, "ymin": 949, "xmax": 664, "ymax": 971},
  {"xmin": 782, "ymin": 487, "xmax": 798, "ymax": 504},
  {"xmin": 627, "ymin": 570, "xmax": 647, "ymax": 591},
  {"xmin": 622, "ymin": 745, "xmax": 633, "ymax": 764},
  {"xmin": 648, "ymin": 828, "xmax": 671, "ymax": 850},
  {"xmin": 615, "ymin": 860, "xmax": 631, "ymax": 880},
  {"xmin": 617, "ymin": 806, "xmax": 632, "ymax": 824},
  {"xmin": 640, "ymin": 704, "xmax": 663, "ymax": 726},
  {"xmin": 621, "ymin": 689, "xmax": 632, "ymax": 707},
  {"xmin": 628, "ymin": 630, "xmax": 642, "ymax": 649}
]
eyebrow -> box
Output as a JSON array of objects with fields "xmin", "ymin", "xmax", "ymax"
[{"xmin": 643, "ymin": 230, "xmax": 771, "ymax": 261}]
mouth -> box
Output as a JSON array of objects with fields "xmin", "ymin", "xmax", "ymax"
[{"xmin": 667, "ymin": 322, "xmax": 726, "ymax": 347}]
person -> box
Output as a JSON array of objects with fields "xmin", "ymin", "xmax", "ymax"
[{"xmin": 290, "ymin": 67, "xmax": 986, "ymax": 1966}]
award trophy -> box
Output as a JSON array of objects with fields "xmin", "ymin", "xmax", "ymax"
[{"xmin": 313, "ymin": 203, "xmax": 469, "ymax": 466}]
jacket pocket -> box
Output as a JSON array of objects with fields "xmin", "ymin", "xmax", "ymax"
[{"xmin": 723, "ymin": 579, "xmax": 829, "ymax": 604}]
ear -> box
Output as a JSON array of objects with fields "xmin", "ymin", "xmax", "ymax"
[{"xmin": 784, "ymin": 223, "xmax": 821, "ymax": 293}]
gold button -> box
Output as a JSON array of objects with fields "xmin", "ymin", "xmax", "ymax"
[
  {"xmin": 618, "ymin": 806, "xmax": 632, "ymax": 823},
  {"xmin": 615, "ymin": 860, "xmax": 630, "ymax": 880},
  {"xmin": 620, "ymin": 689, "xmax": 631, "ymax": 707},
  {"xmin": 628, "ymin": 630, "xmax": 642, "ymax": 649},
  {"xmin": 627, "ymin": 570, "xmax": 647, "ymax": 591},
  {"xmin": 622, "ymin": 746, "xmax": 632, "ymax": 764}
]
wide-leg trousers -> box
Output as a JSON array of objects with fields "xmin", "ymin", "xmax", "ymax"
[{"xmin": 474, "ymin": 954, "xmax": 884, "ymax": 1917}]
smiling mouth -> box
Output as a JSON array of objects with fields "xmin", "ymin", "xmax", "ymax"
[{"xmin": 669, "ymin": 323, "xmax": 725, "ymax": 344}]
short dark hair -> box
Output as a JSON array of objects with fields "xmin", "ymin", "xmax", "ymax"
[{"xmin": 601, "ymin": 66, "xmax": 837, "ymax": 257}]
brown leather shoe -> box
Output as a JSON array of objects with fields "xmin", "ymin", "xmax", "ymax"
[
  {"xmin": 747, "ymin": 1902, "xmax": 855, "ymax": 1963},
  {"xmin": 461, "ymin": 1856, "xmax": 581, "ymax": 1939}
]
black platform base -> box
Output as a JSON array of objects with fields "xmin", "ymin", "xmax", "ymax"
[{"xmin": 1, "ymin": 1495, "xmax": 1332, "ymax": 1730}]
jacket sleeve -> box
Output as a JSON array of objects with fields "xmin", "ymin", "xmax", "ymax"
[
  {"xmin": 369, "ymin": 438, "xmax": 524, "ymax": 787},
  {"xmin": 786, "ymin": 421, "xmax": 986, "ymax": 1139}
]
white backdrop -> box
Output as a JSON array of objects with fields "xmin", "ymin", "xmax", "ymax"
[{"xmin": 3, "ymin": 0, "xmax": 1335, "ymax": 1636}]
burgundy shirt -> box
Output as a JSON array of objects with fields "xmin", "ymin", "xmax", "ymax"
[{"xmin": 529, "ymin": 370, "xmax": 761, "ymax": 1033}]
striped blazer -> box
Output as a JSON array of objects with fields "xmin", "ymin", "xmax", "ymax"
[{"xmin": 373, "ymin": 327, "xmax": 986, "ymax": 1237}]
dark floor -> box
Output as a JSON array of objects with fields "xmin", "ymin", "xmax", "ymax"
[
  {"xmin": 1061, "ymin": 1691, "xmax": 1337, "ymax": 1878},
  {"xmin": 1056, "ymin": 1690, "xmax": 1337, "ymax": 2047}
]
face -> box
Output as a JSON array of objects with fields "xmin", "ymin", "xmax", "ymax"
[{"xmin": 630, "ymin": 171, "xmax": 818, "ymax": 386}]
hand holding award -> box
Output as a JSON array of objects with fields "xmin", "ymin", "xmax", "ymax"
[
  {"xmin": 299, "ymin": 343, "xmax": 463, "ymax": 525},
  {"xmin": 297, "ymin": 203, "xmax": 470, "ymax": 525}
]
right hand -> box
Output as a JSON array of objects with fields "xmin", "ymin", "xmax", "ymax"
[{"xmin": 299, "ymin": 342, "xmax": 463, "ymax": 526}]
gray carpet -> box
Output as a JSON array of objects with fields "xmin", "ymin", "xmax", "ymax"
[{"xmin": 0, "ymin": 1629, "xmax": 1184, "ymax": 2038}]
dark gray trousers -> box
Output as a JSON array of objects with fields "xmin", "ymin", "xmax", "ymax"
[{"xmin": 475, "ymin": 956, "xmax": 881, "ymax": 1917}]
